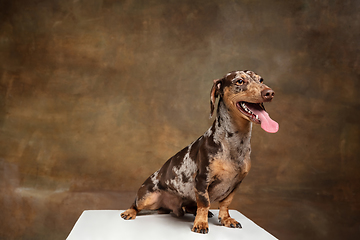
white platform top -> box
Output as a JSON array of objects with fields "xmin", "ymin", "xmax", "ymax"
[{"xmin": 67, "ymin": 209, "xmax": 277, "ymax": 240}]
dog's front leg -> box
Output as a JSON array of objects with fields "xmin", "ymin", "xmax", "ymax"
[
  {"xmin": 218, "ymin": 191, "xmax": 242, "ymax": 228},
  {"xmin": 192, "ymin": 175, "xmax": 210, "ymax": 234}
]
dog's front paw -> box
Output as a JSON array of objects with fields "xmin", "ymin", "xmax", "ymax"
[
  {"xmin": 192, "ymin": 221, "xmax": 209, "ymax": 234},
  {"xmin": 218, "ymin": 216, "xmax": 242, "ymax": 228},
  {"xmin": 121, "ymin": 209, "xmax": 137, "ymax": 220}
]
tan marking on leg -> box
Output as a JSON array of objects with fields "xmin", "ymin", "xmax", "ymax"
[
  {"xmin": 192, "ymin": 206, "xmax": 210, "ymax": 234},
  {"xmin": 137, "ymin": 191, "xmax": 161, "ymax": 210},
  {"xmin": 121, "ymin": 208, "xmax": 137, "ymax": 220},
  {"xmin": 121, "ymin": 192, "xmax": 161, "ymax": 220},
  {"xmin": 192, "ymin": 191, "xmax": 210, "ymax": 234},
  {"xmin": 218, "ymin": 191, "xmax": 242, "ymax": 228}
]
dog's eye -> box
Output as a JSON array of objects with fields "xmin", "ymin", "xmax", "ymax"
[
  {"xmin": 236, "ymin": 79, "xmax": 244, "ymax": 85},
  {"xmin": 259, "ymin": 78, "xmax": 264, "ymax": 83}
]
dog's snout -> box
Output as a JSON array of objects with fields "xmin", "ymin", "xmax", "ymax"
[{"xmin": 261, "ymin": 88, "xmax": 275, "ymax": 102}]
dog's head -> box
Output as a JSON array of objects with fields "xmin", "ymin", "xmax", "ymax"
[{"xmin": 210, "ymin": 70, "xmax": 279, "ymax": 133}]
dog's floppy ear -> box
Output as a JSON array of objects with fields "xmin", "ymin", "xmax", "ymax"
[{"xmin": 210, "ymin": 78, "xmax": 223, "ymax": 118}]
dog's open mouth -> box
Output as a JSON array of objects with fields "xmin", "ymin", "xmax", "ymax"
[{"xmin": 236, "ymin": 102, "xmax": 279, "ymax": 133}]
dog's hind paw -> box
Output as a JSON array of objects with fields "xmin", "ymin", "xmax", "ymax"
[{"xmin": 121, "ymin": 209, "xmax": 137, "ymax": 220}]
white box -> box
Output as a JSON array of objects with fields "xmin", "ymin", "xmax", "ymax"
[{"xmin": 67, "ymin": 209, "xmax": 277, "ymax": 240}]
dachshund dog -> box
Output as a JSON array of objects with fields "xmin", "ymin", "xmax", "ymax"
[{"xmin": 121, "ymin": 70, "xmax": 279, "ymax": 234}]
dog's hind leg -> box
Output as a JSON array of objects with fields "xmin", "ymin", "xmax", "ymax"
[
  {"xmin": 158, "ymin": 191, "xmax": 184, "ymax": 217},
  {"xmin": 121, "ymin": 190, "xmax": 185, "ymax": 219},
  {"xmin": 122, "ymin": 170, "xmax": 165, "ymax": 220},
  {"xmin": 120, "ymin": 202, "xmax": 138, "ymax": 220},
  {"xmin": 121, "ymin": 190, "xmax": 162, "ymax": 220}
]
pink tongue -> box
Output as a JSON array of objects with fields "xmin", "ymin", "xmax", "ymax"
[{"xmin": 249, "ymin": 107, "xmax": 279, "ymax": 133}]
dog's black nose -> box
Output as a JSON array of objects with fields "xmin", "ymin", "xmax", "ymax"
[{"xmin": 261, "ymin": 88, "xmax": 275, "ymax": 102}]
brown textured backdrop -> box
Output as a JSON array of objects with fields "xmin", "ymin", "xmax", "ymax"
[{"xmin": 0, "ymin": 0, "xmax": 359, "ymax": 239}]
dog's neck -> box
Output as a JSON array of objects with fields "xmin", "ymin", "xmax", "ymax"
[
  {"xmin": 211, "ymin": 99, "xmax": 252, "ymax": 147},
  {"xmin": 217, "ymin": 99, "xmax": 252, "ymax": 133},
  {"xmin": 203, "ymin": 99, "xmax": 252, "ymax": 163}
]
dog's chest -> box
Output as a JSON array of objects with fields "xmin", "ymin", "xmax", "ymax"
[
  {"xmin": 204, "ymin": 128, "xmax": 252, "ymax": 201},
  {"xmin": 208, "ymin": 149, "xmax": 251, "ymax": 202}
]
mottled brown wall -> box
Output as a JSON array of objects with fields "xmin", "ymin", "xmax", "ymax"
[{"xmin": 0, "ymin": 0, "xmax": 359, "ymax": 239}]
